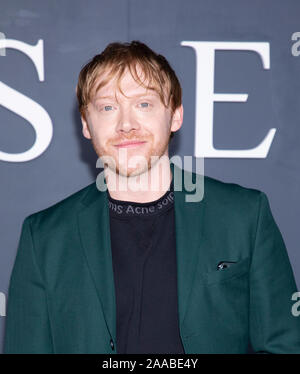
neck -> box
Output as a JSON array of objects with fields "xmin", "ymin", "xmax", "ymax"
[{"xmin": 105, "ymin": 156, "xmax": 173, "ymax": 203}]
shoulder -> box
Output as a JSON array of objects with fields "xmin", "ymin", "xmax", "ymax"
[
  {"xmin": 203, "ymin": 174, "xmax": 263, "ymax": 203},
  {"xmin": 201, "ymin": 175, "xmax": 270, "ymax": 239},
  {"xmin": 180, "ymin": 161, "xmax": 264, "ymax": 203},
  {"xmin": 195, "ymin": 172, "xmax": 265, "ymax": 223},
  {"xmin": 24, "ymin": 181, "xmax": 97, "ymax": 228}
]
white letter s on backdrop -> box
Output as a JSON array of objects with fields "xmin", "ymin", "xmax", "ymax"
[{"xmin": 0, "ymin": 38, "xmax": 53, "ymax": 162}]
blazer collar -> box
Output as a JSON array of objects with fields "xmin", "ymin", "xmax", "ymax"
[{"xmin": 77, "ymin": 161, "xmax": 206, "ymax": 343}]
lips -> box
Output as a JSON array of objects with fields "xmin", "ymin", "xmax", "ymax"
[{"xmin": 114, "ymin": 140, "xmax": 147, "ymax": 148}]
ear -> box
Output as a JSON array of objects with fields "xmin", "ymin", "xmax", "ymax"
[
  {"xmin": 170, "ymin": 105, "xmax": 183, "ymax": 133},
  {"xmin": 81, "ymin": 114, "xmax": 92, "ymax": 140}
]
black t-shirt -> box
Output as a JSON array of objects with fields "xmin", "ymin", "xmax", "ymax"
[{"xmin": 107, "ymin": 179, "xmax": 185, "ymax": 354}]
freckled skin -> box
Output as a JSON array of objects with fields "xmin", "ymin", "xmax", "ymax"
[{"xmin": 81, "ymin": 66, "xmax": 183, "ymax": 178}]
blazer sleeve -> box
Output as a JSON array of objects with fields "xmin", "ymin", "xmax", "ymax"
[
  {"xmin": 249, "ymin": 192, "xmax": 300, "ymax": 353},
  {"xmin": 3, "ymin": 216, "xmax": 54, "ymax": 353}
]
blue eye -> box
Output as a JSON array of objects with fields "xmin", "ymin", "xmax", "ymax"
[
  {"xmin": 104, "ymin": 105, "xmax": 113, "ymax": 111},
  {"xmin": 139, "ymin": 102, "xmax": 150, "ymax": 108}
]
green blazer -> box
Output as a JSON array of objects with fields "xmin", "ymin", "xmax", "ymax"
[{"xmin": 3, "ymin": 163, "xmax": 300, "ymax": 353}]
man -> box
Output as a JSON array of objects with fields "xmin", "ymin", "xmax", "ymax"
[{"xmin": 4, "ymin": 41, "xmax": 300, "ymax": 354}]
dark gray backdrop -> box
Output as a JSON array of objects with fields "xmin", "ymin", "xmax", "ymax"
[{"xmin": 1, "ymin": 0, "xmax": 299, "ymax": 352}]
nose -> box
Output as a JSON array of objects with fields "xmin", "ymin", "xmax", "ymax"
[{"xmin": 115, "ymin": 105, "xmax": 141, "ymax": 134}]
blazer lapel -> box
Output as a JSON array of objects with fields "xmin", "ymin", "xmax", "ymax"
[
  {"xmin": 171, "ymin": 162, "xmax": 206, "ymax": 331},
  {"xmin": 77, "ymin": 181, "xmax": 116, "ymax": 343}
]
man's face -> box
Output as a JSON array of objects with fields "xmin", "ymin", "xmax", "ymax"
[{"xmin": 81, "ymin": 66, "xmax": 182, "ymax": 177}]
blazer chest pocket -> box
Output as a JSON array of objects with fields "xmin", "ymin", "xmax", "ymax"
[{"xmin": 202, "ymin": 256, "xmax": 250, "ymax": 286}]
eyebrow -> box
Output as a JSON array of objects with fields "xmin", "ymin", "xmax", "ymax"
[{"xmin": 95, "ymin": 92, "xmax": 158, "ymax": 100}]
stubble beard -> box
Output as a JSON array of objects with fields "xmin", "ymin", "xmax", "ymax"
[{"xmin": 91, "ymin": 131, "xmax": 171, "ymax": 178}]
